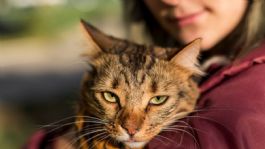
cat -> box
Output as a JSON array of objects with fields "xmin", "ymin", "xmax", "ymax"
[{"xmin": 53, "ymin": 20, "xmax": 203, "ymax": 149}]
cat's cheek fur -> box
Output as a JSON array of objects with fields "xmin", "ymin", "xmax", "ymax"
[
  {"xmin": 114, "ymin": 125, "xmax": 130, "ymax": 141},
  {"xmin": 135, "ymin": 127, "xmax": 160, "ymax": 141}
]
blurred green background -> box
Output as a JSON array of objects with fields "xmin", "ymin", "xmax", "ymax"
[{"xmin": 0, "ymin": 0, "xmax": 125, "ymax": 148}]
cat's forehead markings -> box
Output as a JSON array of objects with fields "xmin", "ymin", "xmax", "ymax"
[
  {"xmin": 111, "ymin": 77, "xmax": 119, "ymax": 89},
  {"xmin": 118, "ymin": 54, "xmax": 129, "ymax": 67},
  {"xmin": 150, "ymin": 80, "xmax": 158, "ymax": 93},
  {"xmin": 120, "ymin": 70, "xmax": 130, "ymax": 86},
  {"xmin": 138, "ymin": 72, "xmax": 146, "ymax": 85},
  {"xmin": 145, "ymin": 56, "xmax": 156, "ymax": 71},
  {"xmin": 115, "ymin": 52, "xmax": 157, "ymax": 73}
]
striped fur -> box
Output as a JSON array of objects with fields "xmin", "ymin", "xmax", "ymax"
[{"xmin": 73, "ymin": 20, "xmax": 202, "ymax": 149}]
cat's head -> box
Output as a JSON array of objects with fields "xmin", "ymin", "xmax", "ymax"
[{"xmin": 78, "ymin": 20, "xmax": 203, "ymax": 148}]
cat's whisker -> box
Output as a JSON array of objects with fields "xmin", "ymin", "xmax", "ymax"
[
  {"xmin": 156, "ymin": 134, "xmax": 176, "ymax": 144},
  {"xmin": 184, "ymin": 115, "xmax": 228, "ymax": 129},
  {"xmin": 172, "ymin": 119, "xmax": 190, "ymax": 126},
  {"xmin": 83, "ymin": 116, "xmax": 108, "ymax": 121},
  {"xmin": 179, "ymin": 130, "xmax": 185, "ymax": 146},
  {"xmin": 44, "ymin": 125, "xmax": 106, "ymax": 148},
  {"xmin": 156, "ymin": 134, "xmax": 182, "ymax": 147},
  {"xmin": 38, "ymin": 115, "xmax": 106, "ymax": 128},
  {"xmin": 167, "ymin": 125, "xmax": 207, "ymax": 134},
  {"xmin": 160, "ymin": 127, "xmax": 185, "ymax": 146},
  {"xmin": 82, "ymin": 120, "xmax": 107, "ymax": 124},
  {"xmin": 79, "ymin": 132, "xmax": 108, "ymax": 149},
  {"xmin": 82, "ymin": 123, "xmax": 104, "ymax": 128},
  {"xmin": 153, "ymin": 136, "xmax": 169, "ymax": 146},
  {"xmin": 82, "ymin": 126, "xmax": 105, "ymax": 132},
  {"xmin": 191, "ymin": 107, "xmax": 239, "ymax": 114},
  {"xmin": 38, "ymin": 115, "xmax": 102, "ymax": 126},
  {"xmin": 170, "ymin": 119, "xmax": 200, "ymax": 134},
  {"xmin": 69, "ymin": 129, "xmax": 107, "ymax": 149},
  {"xmin": 89, "ymin": 134, "xmax": 110, "ymax": 149},
  {"xmin": 38, "ymin": 116, "xmax": 76, "ymax": 128},
  {"xmin": 162, "ymin": 128, "xmax": 200, "ymax": 149},
  {"xmin": 165, "ymin": 118, "xmax": 192, "ymax": 129},
  {"xmin": 41, "ymin": 121, "xmax": 103, "ymax": 128},
  {"xmin": 45, "ymin": 120, "xmax": 106, "ymax": 134},
  {"xmin": 166, "ymin": 125, "xmax": 199, "ymax": 147},
  {"xmin": 165, "ymin": 112, "xmax": 191, "ymax": 124}
]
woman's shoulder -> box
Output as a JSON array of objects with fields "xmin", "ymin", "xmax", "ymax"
[
  {"xmin": 200, "ymin": 41, "xmax": 265, "ymax": 94},
  {"xmin": 197, "ymin": 41, "xmax": 265, "ymax": 114}
]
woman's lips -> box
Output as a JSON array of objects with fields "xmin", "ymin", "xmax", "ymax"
[{"xmin": 166, "ymin": 11, "xmax": 205, "ymax": 27}]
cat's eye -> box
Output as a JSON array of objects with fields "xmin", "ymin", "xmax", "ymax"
[
  {"xmin": 149, "ymin": 96, "xmax": 168, "ymax": 105},
  {"xmin": 102, "ymin": 92, "xmax": 119, "ymax": 103}
]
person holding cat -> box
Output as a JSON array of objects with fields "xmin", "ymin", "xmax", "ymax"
[
  {"xmin": 25, "ymin": 0, "xmax": 265, "ymax": 149},
  {"xmin": 122, "ymin": 0, "xmax": 265, "ymax": 148}
]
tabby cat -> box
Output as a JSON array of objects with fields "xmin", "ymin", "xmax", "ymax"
[{"xmin": 54, "ymin": 20, "xmax": 203, "ymax": 149}]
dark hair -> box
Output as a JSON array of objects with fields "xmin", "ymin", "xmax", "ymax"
[{"xmin": 122, "ymin": 0, "xmax": 265, "ymax": 59}]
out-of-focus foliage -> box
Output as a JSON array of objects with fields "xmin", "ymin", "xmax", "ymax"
[{"xmin": 0, "ymin": 0, "xmax": 121, "ymax": 39}]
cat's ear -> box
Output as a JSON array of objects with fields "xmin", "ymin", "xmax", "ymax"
[
  {"xmin": 170, "ymin": 38, "xmax": 204, "ymax": 75},
  {"xmin": 80, "ymin": 19, "xmax": 104, "ymax": 59},
  {"xmin": 80, "ymin": 19, "xmax": 126, "ymax": 57}
]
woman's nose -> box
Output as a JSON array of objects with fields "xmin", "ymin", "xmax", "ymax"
[{"xmin": 160, "ymin": 0, "xmax": 180, "ymax": 6}]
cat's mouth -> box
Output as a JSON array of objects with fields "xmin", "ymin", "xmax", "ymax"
[
  {"xmin": 116, "ymin": 134, "xmax": 148, "ymax": 148},
  {"xmin": 123, "ymin": 140, "xmax": 147, "ymax": 148}
]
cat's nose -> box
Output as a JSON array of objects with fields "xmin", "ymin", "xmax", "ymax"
[{"xmin": 121, "ymin": 124, "xmax": 139, "ymax": 137}]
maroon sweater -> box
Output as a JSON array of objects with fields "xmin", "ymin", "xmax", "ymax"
[
  {"xmin": 26, "ymin": 41, "xmax": 265, "ymax": 149},
  {"xmin": 148, "ymin": 41, "xmax": 265, "ymax": 149}
]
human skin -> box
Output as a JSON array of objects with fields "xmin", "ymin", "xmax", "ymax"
[{"xmin": 144, "ymin": 0, "xmax": 248, "ymax": 50}]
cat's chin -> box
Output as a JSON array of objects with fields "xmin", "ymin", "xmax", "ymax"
[{"xmin": 124, "ymin": 141, "xmax": 147, "ymax": 148}]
